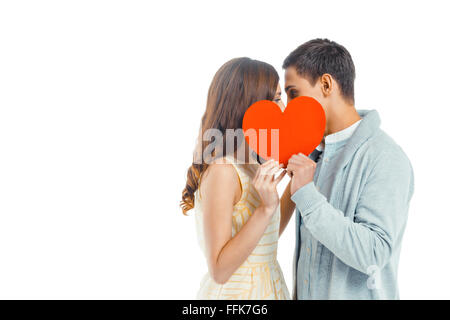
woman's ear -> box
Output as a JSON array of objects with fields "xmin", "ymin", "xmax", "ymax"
[{"xmin": 320, "ymin": 73, "xmax": 333, "ymax": 97}]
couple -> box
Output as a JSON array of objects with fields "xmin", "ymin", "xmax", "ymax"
[{"xmin": 181, "ymin": 39, "xmax": 414, "ymax": 300}]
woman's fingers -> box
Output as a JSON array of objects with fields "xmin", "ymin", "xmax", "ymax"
[
  {"xmin": 265, "ymin": 164, "xmax": 280, "ymax": 178},
  {"xmin": 255, "ymin": 159, "xmax": 285, "ymax": 185},
  {"xmin": 254, "ymin": 162, "xmax": 275, "ymax": 185},
  {"xmin": 274, "ymin": 170, "xmax": 287, "ymax": 184},
  {"xmin": 261, "ymin": 158, "xmax": 275, "ymax": 167},
  {"xmin": 252, "ymin": 165, "xmax": 263, "ymax": 185},
  {"xmin": 260, "ymin": 160, "xmax": 278, "ymax": 176}
]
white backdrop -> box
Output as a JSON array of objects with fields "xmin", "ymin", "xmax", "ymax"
[{"xmin": 0, "ymin": 0, "xmax": 449, "ymax": 299}]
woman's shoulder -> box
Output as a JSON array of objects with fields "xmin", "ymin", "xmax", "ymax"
[
  {"xmin": 204, "ymin": 156, "xmax": 255, "ymax": 184},
  {"xmin": 204, "ymin": 159, "xmax": 238, "ymax": 181},
  {"xmin": 198, "ymin": 161, "xmax": 242, "ymax": 203},
  {"xmin": 199, "ymin": 158, "xmax": 241, "ymax": 197}
]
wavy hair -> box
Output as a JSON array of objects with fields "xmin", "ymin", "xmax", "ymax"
[{"xmin": 180, "ymin": 57, "xmax": 279, "ymax": 214}]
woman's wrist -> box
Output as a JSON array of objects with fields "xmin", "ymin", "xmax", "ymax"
[{"xmin": 258, "ymin": 204, "xmax": 277, "ymax": 218}]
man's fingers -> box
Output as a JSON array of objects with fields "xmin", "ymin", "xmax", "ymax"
[
  {"xmin": 289, "ymin": 154, "xmax": 317, "ymax": 169},
  {"xmin": 286, "ymin": 162, "xmax": 298, "ymax": 172},
  {"xmin": 286, "ymin": 167, "xmax": 295, "ymax": 178},
  {"xmin": 288, "ymin": 155, "xmax": 306, "ymax": 165},
  {"xmin": 288, "ymin": 154, "xmax": 301, "ymax": 162},
  {"xmin": 288, "ymin": 159, "xmax": 303, "ymax": 167}
]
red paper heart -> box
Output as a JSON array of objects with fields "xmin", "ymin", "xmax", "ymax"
[{"xmin": 242, "ymin": 96, "xmax": 326, "ymax": 165}]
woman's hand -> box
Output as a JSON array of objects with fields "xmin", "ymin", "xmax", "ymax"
[{"xmin": 252, "ymin": 159, "xmax": 286, "ymax": 217}]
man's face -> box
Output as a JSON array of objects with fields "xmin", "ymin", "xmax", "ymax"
[
  {"xmin": 284, "ymin": 66, "xmax": 324, "ymax": 105},
  {"xmin": 284, "ymin": 66, "xmax": 329, "ymax": 135}
]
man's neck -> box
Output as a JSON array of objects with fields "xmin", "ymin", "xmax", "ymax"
[{"xmin": 325, "ymin": 104, "xmax": 361, "ymax": 136}]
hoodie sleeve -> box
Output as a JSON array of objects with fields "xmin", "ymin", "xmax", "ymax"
[{"xmin": 290, "ymin": 150, "xmax": 414, "ymax": 274}]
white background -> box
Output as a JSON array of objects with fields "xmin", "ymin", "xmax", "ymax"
[{"xmin": 0, "ymin": 0, "xmax": 449, "ymax": 299}]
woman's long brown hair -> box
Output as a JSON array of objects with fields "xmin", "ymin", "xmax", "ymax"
[{"xmin": 180, "ymin": 58, "xmax": 279, "ymax": 214}]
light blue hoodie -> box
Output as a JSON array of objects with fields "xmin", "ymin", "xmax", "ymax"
[{"xmin": 291, "ymin": 109, "xmax": 414, "ymax": 300}]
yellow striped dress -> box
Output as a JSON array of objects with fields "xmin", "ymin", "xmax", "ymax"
[{"xmin": 194, "ymin": 158, "xmax": 290, "ymax": 300}]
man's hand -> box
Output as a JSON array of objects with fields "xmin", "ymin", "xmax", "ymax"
[{"xmin": 286, "ymin": 153, "xmax": 317, "ymax": 195}]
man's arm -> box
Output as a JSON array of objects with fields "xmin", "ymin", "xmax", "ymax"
[{"xmin": 288, "ymin": 151, "xmax": 414, "ymax": 274}]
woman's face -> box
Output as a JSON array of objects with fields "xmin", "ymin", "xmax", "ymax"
[
  {"xmin": 273, "ymin": 83, "xmax": 285, "ymax": 111},
  {"xmin": 240, "ymin": 84, "xmax": 284, "ymax": 164}
]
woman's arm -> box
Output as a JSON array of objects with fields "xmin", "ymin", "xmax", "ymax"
[
  {"xmin": 279, "ymin": 180, "xmax": 296, "ymax": 236},
  {"xmin": 200, "ymin": 160, "xmax": 285, "ymax": 284}
]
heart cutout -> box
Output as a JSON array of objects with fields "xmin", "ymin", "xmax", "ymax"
[{"xmin": 242, "ymin": 96, "xmax": 326, "ymax": 165}]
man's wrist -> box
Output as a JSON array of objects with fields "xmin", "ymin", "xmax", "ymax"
[
  {"xmin": 291, "ymin": 181, "xmax": 325, "ymax": 215},
  {"xmin": 291, "ymin": 179, "xmax": 313, "ymax": 195}
]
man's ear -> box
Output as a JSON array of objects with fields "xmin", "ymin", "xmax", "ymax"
[{"xmin": 320, "ymin": 73, "xmax": 333, "ymax": 97}]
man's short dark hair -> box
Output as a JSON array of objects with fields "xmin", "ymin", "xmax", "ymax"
[{"xmin": 283, "ymin": 38, "xmax": 355, "ymax": 104}]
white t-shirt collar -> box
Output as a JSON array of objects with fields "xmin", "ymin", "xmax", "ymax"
[{"xmin": 316, "ymin": 119, "xmax": 362, "ymax": 152}]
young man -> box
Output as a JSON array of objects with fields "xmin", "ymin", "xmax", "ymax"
[{"xmin": 284, "ymin": 39, "xmax": 414, "ymax": 299}]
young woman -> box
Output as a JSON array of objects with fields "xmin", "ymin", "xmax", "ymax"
[{"xmin": 181, "ymin": 58, "xmax": 296, "ymax": 300}]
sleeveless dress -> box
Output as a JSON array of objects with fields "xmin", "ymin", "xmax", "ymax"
[{"xmin": 194, "ymin": 157, "xmax": 290, "ymax": 300}]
